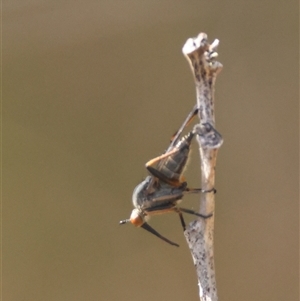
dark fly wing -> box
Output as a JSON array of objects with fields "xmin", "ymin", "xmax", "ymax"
[
  {"xmin": 141, "ymin": 222, "xmax": 179, "ymax": 247},
  {"xmin": 146, "ymin": 166, "xmax": 182, "ymax": 187}
]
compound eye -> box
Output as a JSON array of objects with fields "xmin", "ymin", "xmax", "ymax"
[{"xmin": 130, "ymin": 209, "xmax": 144, "ymax": 227}]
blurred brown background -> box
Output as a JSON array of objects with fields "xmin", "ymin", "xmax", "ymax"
[{"xmin": 3, "ymin": 1, "xmax": 298, "ymax": 301}]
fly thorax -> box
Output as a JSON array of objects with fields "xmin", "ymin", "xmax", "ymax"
[{"xmin": 132, "ymin": 177, "xmax": 152, "ymax": 208}]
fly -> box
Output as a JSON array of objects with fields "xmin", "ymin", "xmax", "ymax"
[{"xmin": 119, "ymin": 105, "xmax": 215, "ymax": 247}]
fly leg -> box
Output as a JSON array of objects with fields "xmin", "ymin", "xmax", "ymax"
[
  {"xmin": 175, "ymin": 188, "xmax": 214, "ymax": 223},
  {"xmin": 176, "ymin": 208, "xmax": 187, "ymax": 231},
  {"xmin": 172, "ymin": 207, "xmax": 187, "ymax": 231},
  {"xmin": 174, "ymin": 207, "xmax": 212, "ymax": 232},
  {"xmin": 145, "ymin": 105, "xmax": 199, "ymax": 189},
  {"xmin": 145, "ymin": 148, "xmax": 179, "ymax": 169},
  {"xmin": 178, "ymin": 207, "xmax": 213, "ymax": 219},
  {"xmin": 145, "ymin": 104, "xmax": 199, "ymax": 170},
  {"xmin": 185, "ymin": 187, "xmax": 217, "ymax": 194},
  {"xmin": 168, "ymin": 104, "xmax": 199, "ymax": 150}
]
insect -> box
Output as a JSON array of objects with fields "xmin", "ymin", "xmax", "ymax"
[{"xmin": 119, "ymin": 105, "xmax": 215, "ymax": 247}]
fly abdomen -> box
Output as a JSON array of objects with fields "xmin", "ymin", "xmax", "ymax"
[{"xmin": 158, "ymin": 131, "xmax": 194, "ymax": 182}]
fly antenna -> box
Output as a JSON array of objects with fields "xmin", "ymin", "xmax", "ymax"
[{"xmin": 119, "ymin": 219, "xmax": 130, "ymax": 225}]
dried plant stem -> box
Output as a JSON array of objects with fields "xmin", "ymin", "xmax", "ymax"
[{"xmin": 182, "ymin": 33, "xmax": 223, "ymax": 301}]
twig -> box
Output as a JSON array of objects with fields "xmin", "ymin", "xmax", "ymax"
[{"xmin": 182, "ymin": 33, "xmax": 223, "ymax": 301}]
